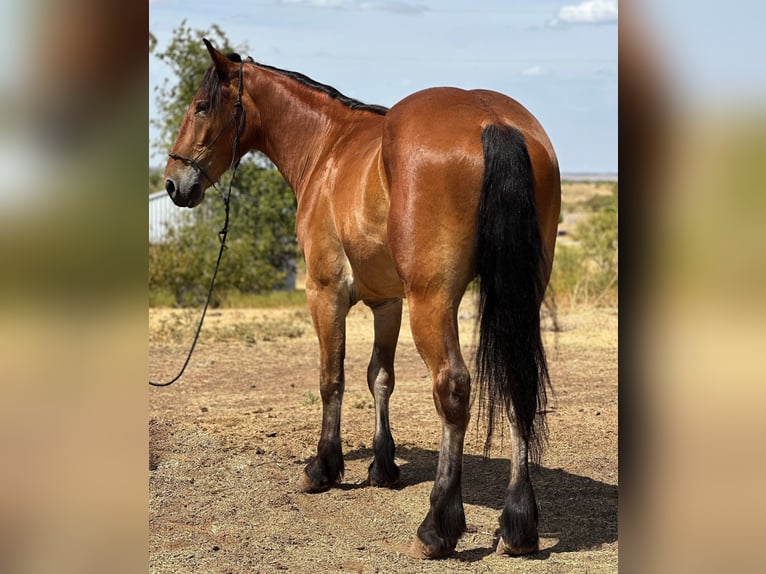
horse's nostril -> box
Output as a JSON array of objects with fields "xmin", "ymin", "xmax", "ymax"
[{"xmin": 165, "ymin": 179, "xmax": 176, "ymax": 196}]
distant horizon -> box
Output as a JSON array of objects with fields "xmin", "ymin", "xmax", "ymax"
[{"xmin": 560, "ymin": 172, "xmax": 618, "ymax": 181}]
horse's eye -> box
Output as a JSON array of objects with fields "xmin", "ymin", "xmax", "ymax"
[{"xmin": 195, "ymin": 100, "xmax": 209, "ymax": 115}]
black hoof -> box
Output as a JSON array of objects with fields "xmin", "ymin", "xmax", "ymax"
[
  {"xmin": 410, "ymin": 534, "xmax": 455, "ymax": 559},
  {"xmin": 499, "ymin": 478, "xmax": 539, "ymax": 552},
  {"xmin": 298, "ymin": 439, "xmax": 343, "ymax": 492},
  {"xmin": 366, "ymin": 457, "xmax": 400, "ymax": 487},
  {"xmin": 414, "ymin": 497, "xmax": 466, "ymax": 559}
]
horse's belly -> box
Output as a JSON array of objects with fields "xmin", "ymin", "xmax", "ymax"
[{"xmin": 346, "ymin": 243, "xmax": 405, "ymax": 301}]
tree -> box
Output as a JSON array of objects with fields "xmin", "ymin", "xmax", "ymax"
[
  {"xmin": 149, "ymin": 23, "xmax": 299, "ymax": 306},
  {"xmin": 149, "ymin": 167, "xmax": 163, "ymax": 195}
]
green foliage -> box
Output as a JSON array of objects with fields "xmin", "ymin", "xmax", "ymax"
[
  {"xmin": 548, "ymin": 184, "xmax": 618, "ymax": 307},
  {"xmin": 572, "ymin": 186, "xmax": 618, "ymax": 281},
  {"xmin": 148, "ymin": 287, "xmax": 176, "ymax": 308},
  {"xmin": 548, "ymin": 244, "xmax": 586, "ymax": 302},
  {"xmin": 149, "ymin": 167, "xmax": 164, "ymax": 195},
  {"xmin": 582, "ymin": 192, "xmax": 616, "ymax": 213},
  {"xmin": 149, "ymin": 165, "xmax": 298, "ymax": 307}
]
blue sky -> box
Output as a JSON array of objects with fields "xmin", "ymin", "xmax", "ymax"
[{"xmin": 149, "ymin": 0, "xmax": 617, "ymax": 173}]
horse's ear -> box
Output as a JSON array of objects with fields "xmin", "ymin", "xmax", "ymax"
[{"xmin": 203, "ymin": 38, "xmax": 236, "ymax": 82}]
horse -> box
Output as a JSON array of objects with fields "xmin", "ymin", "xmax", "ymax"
[{"xmin": 164, "ymin": 39, "xmax": 561, "ymax": 559}]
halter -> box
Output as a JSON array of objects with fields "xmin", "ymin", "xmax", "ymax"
[
  {"xmin": 168, "ymin": 59, "xmax": 247, "ymax": 184},
  {"xmin": 150, "ymin": 60, "xmax": 246, "ymax": 388}
]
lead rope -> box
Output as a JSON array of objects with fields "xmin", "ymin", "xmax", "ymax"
[{"xmin": 150, "ymin": 62, "xmax": 245, "ymax": 387}]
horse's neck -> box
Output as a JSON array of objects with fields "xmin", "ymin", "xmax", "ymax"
[{"xmin": 247, "ymin": 69, "xmax": 350, "ymax": 195}]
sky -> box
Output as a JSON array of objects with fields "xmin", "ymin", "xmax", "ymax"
[{"xmin": 149, "ymin": 0, "xmax": 618, "ymax": 173}]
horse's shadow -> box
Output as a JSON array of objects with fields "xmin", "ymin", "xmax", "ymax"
[{"xmin": 344, "ymin": 444, "xmax": 618, "ymax": 560}]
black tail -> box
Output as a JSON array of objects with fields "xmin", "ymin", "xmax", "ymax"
[{"xmin": 475, "ymin": 124, "xmax": 550, "ymax": 461}]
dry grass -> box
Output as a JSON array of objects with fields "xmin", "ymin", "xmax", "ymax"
[
  {"xmin": 560, "ymin": 180, "xmax": 615, "ymax": 212},
  {"xmin": 150, "ymin": 297, "xmax": 617, "ymax": 572}
]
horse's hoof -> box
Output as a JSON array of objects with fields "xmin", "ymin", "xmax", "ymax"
[
  {"xmin": 409, "ymin": 535, "xmax": 454, "ymax": 559},
  {"xmin": 364, "ymin": 474, "xmax": 400, "ymax": 488},
  {"xmin": 296, "ymin": 470, "xmax": 332, "ymax": 493},
  {"xmin": 365, "ymin": 459, "xmax": 400, "ymax": 488},
  {"xmin": 495, "ymin": 536, "xmax": 539, "ymax": 556}
]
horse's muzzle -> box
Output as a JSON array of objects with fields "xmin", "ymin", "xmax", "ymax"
[{"xmin": 165, "ymin": 172, "xmax": 204, "ymax": 208}]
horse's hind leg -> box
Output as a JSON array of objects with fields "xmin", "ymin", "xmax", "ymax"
[
  {"xmin": 297, "ymin": 283, "xmax": 350, "ymax": 493},
  {"xmin": 495, "ymin": 412, "xmax": 539, "ymax": 555},
  {"xmin": 406, "ymin": 293, "xmax": 470, "ymax": 558},
  {"xmin": 364, "ymin": 298, "xmax": 402, "ymax": 487}
]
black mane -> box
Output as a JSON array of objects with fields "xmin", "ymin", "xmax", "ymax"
[
  {"xmin": 197, "ymin": 53, "xmax": 389, "ymax": 116},
  {"xmin": 197, "ymin": 67, "xmax": 225, "ymax": 112},
  {"xmin": 197, "ymin": 52, "xmax": 243, "ymax": 112},
  {"xmin": 256, "ymin": 62, "xmax": 389, "ymax": 115}
]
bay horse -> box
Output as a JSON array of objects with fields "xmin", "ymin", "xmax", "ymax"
[{"xmin": 164, "ymin": 39, "xmax": 560, "ymax": 559}]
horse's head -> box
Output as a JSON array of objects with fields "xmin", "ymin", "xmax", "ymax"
[{"xmin": 164, "ymin": 39, "xmax": 247, "ymax": 207}]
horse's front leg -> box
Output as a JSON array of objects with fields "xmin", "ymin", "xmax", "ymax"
[{"xmin": 297, "ymin": 281, "xmax": 351, "ymax": 492}]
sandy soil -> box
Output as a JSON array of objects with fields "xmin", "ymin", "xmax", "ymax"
[{"xmin": 149, "ymin": 298, "xmax": 617, "ymax": 573}]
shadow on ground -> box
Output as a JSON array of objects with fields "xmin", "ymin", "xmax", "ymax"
[{"xmin": 346, "ymin": 444, "xmax": 618, "ymax": 558}]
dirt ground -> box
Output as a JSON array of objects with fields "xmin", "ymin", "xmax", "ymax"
[{"xmin": 149, "ymin": 296, "xmax": 617, "ymax": 573}]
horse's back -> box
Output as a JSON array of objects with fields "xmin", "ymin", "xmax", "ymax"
[{"xmin": 384, "ymin": 87, "xmax": 554, "ymax": 151}]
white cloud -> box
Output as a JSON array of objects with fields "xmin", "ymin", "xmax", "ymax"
[
  {"xmin": 280, "ymin": 0, "xmax": 344, "ymax": 6},
  {"xmin": 521, "ymin": 65, "xmax": 547, "ymax": 77},
  {"xmin": 550, "ymin": 0, "xmax": 617, "ymax": 27},
  {"xmin": 278, "ymin": 0, "xmax": 427, "ymax": 13}
]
